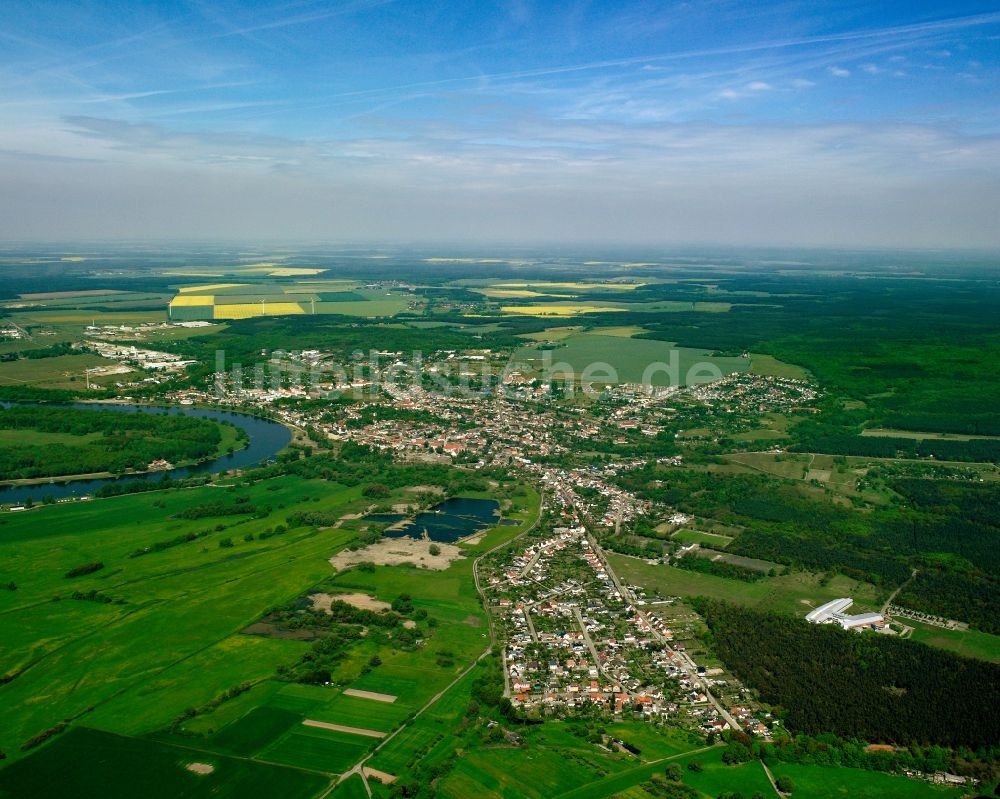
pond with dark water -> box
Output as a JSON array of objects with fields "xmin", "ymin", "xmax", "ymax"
[{"xmin": 368, "ymin": 497, "xmax": 502, "ymax": 543}]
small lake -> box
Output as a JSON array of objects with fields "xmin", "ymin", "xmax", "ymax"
[
  {"xmin": 0, "ymin": 403, "xmax": 291, "ymax": 504},
  {"xmin": 370, "ymin": 497, "xmax": 502, "ymax": 543}
]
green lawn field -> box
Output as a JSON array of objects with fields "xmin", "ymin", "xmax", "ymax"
[
  {"xmin": 0, "ymin": 726, "xmax": 327, "ymax": 799},
  {"xmin": 767, "ymin": 762, "xmax": 966, "ymax": 799},
  {"xmin": 671, "ymin": 530, "xmax": 734, "ymax": 548},
  {"xmin": 0, "ymin": 352, "xmax": 124, "ymax": 389},
  {"xmin": 512, "ymin": 333, "xmax": 749, "ymax": 386},
  {"xmin": 608, "ymin": 554, "xmax": 883, "ymax": 615},
  {"xmin": 905, "ymin": 618, "xmax": 1000, "ymax": 663}
]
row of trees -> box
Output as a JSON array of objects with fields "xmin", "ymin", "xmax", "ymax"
[{"xmin": 793, "ymin": 434, "xmax": 1000, "ymax": 463}]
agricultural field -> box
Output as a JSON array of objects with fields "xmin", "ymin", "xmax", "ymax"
[
  {"xmin": 0, "ymin": 727, "xmax": 327, "ymax": 799},
  {"xmin": 512, "ymin": 331, "xmax": 749, "ymax": 386},
  {"xmin": 0, "ymin": 475, "xmax": 367, "ymax": 757},
  {"xmin": 749, "ymin": 352, "xmax": 810, "ymax": 380},
  {"xmin": 499, "ymin": 301, "xmax": 731, "ymax": 316},
  {"xmin": 168, "ymin": 282, "xmax": 419, "ymax": 321},
  {"xmin": 501, "ymin": 303, "xmax": 628, "ymax": 317},
  {"xmin": 2, "ymin": 289, "xmax": 171, "ymax": 315},
  {"xmin": 0, "ymin": 449, "xmax": 540, "ymax": 791}
]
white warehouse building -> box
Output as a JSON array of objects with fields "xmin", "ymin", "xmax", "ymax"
[{"xmin": 805, "ymin": 598, "xmax": 885, "ymax": 631}]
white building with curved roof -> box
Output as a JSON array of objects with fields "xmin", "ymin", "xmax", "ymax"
[{"xmin": 806, "ymin": 598, "xmax": 884, "ymax": 631}]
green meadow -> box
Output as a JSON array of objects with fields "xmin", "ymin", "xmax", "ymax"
[
  {"xmin": 608, "ymin": 554, "xmax": 883, "ymax": 615},
  {"xmin": 513, "ymin": 332, "xmax": 749, "ymax": 386},
  {"xmin": 0, "ymin": 475, "xmax": 364, "ymax": 757},
  {"xmin": 0, "ymin": 471, "xmax": 540, "ymax": 797},
  {"xmin": 0, "ymin": 352, "xmax": 123, "ymax": 390},
  {"xmin": 767, "ymin": 762, "xmax": 966, "ymax": 799},
  {"xmin": 671, "ymin": 529, "xmax": 734, "ymax": 548}
]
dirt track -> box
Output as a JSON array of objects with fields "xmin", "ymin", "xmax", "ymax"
[{"xmin": 302, "ymin": 719, "xmax": 386, "ymax": 738}]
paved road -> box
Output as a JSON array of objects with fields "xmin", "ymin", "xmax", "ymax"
[
  {"xmin": 572, "ymin": 605, "xmax": 606, "ymax": 678},
  {"xmin": 519, "ymin": 548, "xmax": 543, "ymax": 579},
  {"xmin": 522, "ymin": 605, "xmax": 539, "ymax": 642}
]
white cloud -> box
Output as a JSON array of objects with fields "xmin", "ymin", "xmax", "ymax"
[
  {"xmin": 828, "ymin": 66, "xmax": 851, "ymax": 77},
  {"xmin": 747, "ymin": 81, "xmax": 772, "ymax": 91},
  {"xmin": 1, "ymin": 113, "xmax": 998, "ymax": 247},
  {"xmin": 861, "ymin": 64, "xmax": 880, "ymax": 74}
]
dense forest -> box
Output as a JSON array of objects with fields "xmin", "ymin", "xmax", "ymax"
[
  {"xmin": 0, "ymin": 407, "xmax": 232, "ymax": 480},
  {"xmin": 695, "ymin": 599, "xmax": 1000, "ymax": 749},
  {"xmin": 792, "ymin": 434, "xmax": 1000, "ymax": 463},
  {"xmin": 886, "ymin": 479, "xmax": 1000, "ymax": 632}
]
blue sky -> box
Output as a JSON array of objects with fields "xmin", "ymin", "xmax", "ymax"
[{"xmin": 1, "ymin": 0, "xmax": 999, "ymax": 245}]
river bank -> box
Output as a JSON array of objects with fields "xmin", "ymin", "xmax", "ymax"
[{"xmin": 0, "ymin": 403, "xmax": 291, "ymax": 504}]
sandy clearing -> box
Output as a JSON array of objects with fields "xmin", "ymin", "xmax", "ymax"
[
  {"xmin": 311, "ymin": 592, "xmax": 390, "ymax": 613},
  {"xmin": 344, "ymin": 688, "xmax": 398, "ymax": 703},
  {"xmin": 185, "ymin": 762, "xmax": 215, "ymax": 775},
  {"xmin": 330, "ymin": 537, "xmax": 464, "ymax": 571},
  {"xmin": 404, "ymin": 485, "xmax": 445, "ymax": 494},
  {"xmin": 402, "ymin": 620, "xmax": 417, "ymax": 629},
  {"xmin": 364, "ymin": 767, "xmax": 398, "ymax": 784},
  {"xmin": 303, "ymin": 719, "xmax": 385, "ymax": 738}
]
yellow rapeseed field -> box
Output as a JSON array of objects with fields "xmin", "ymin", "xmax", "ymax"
[
  {"xmin": 212, "ymin": 302, "xmax": 305, "ymax": 319},
  {"xmin": 177, "ymin": 283, "xmax": 246, "ymax": 293},
  {"xmin": 500, "ymin": 304, "xmax": 627, "ymax": 316},
  {"xmin": 169, "ymin": 295, "xmax": 215, "ymax": 306}
]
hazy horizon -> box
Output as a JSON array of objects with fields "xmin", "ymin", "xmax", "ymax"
[{"xmin": 2, "ymin": 1, "xmax": 999, "ymax": 247}]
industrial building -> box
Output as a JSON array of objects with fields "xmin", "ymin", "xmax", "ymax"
[{"xmin": 805, "ymin": 598, "xmax": 885, "ymax": 631}]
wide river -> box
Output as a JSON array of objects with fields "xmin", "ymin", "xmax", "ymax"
[{"xmin": 0, "ymin": 403, "xmax": 291, "ymax": 504}]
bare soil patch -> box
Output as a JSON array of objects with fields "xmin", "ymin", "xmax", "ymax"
[
  {"xmin": 404, "ymin": 485, "xmax": 445, "ymax": 494},
  {"xmin": 311, "ymin": 592, "xmax": 390, "ymax": 613},
  {"xmin": 185, "ymin": 762, "xmax": 215, "ymax": 775},
  {"xmin": 364, "ymin": 767, "xmax": 397, "ymax": 784},
  {"xmin": 330, "ymin": 537, "xmax": 464, "ymax": 571},
  {"xmin": 302, "ymin": 719, "xmax": 385, "ymax": 738},
  {"xmin": 344, "ymin": 688, "xmax": 398, "ymax": 703}
]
